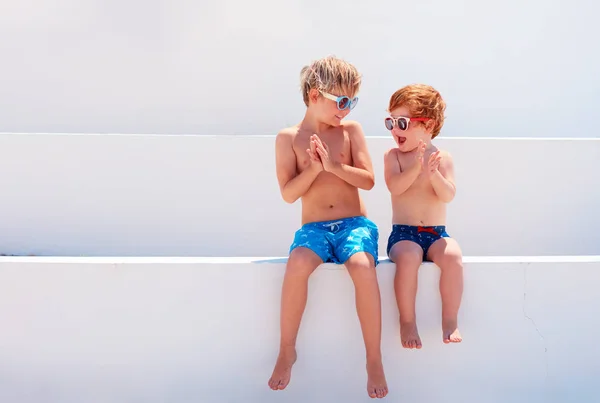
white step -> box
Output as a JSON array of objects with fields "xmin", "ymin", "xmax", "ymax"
[
  {"xmin": 1, "ymin": 134, "xmax": 599, "ymax": 257},
  {"xmin": 0, "ymin": 256, "xmax": 598, "ymax": 403}
]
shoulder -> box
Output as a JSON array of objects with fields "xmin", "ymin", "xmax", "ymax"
[
  {"xmin": 275, "ymin": 126, "xmax": 298, "ymax": 145},
  {"xmin": 275, "ymin": 127, "xmax": 300, "ymax": 161},
  {"xmin": 434, "ymin": 148, "xmax": 454, "ymax": 171},
  {"xmin": 436, "ymin": 148, "xmax": 453, "ymax": 162},
  {"xmin": 384, "ymin": 147, "xmax": 400, "ymax": 167},
  {"xmin": 341, "ymin": 120, "xmax": 365, "ymax": 137},
  {"xmin": 384, "ymin": 147, "xmax": 399, "ymax": 159},
  {"xmin": 276, "ymin": 126, "xmax": 298, "ymax": 139}
]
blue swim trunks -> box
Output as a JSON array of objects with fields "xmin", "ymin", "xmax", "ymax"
[
  {"xmin": 386, "ymin": 225, "xmax": 450, "ymax": 261},
  {"xmin": 289, "ymin": 216, "xmax": 379, "ymax": 265}
]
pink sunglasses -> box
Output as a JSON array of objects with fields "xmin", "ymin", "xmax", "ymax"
[{"xmin": 384, "ymin": 116, "xmax": 430, "ymax": 131}]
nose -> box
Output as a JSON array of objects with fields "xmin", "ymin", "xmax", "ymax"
[{"xmin": 339, "ymin": 108, "xmax": 350, "ymax": 117}]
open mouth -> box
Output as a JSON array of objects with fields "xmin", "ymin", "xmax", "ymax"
[{"xmin": 397, "ymin": 136, "xmax": 407, "ymax": 145}]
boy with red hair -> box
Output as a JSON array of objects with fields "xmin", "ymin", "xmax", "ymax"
[{"xmin": 383, "ymin": 84, "xmax": 464, "ymax": 349}]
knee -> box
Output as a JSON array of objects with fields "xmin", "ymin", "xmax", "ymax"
[
  {"xmin": 345, "ymin": 253, "xmax": 376, "ymax": 278},
  {"xmin": 390, "ymin": 242, "xmax": 423, "ymax": 269},
  {"xmin": 394, "ymin": 252, "xmax": 422, "ymax": 270},
  {"xmin": 287, "ymin": 248, "xmax": 321, "ymax": 277},
  {"xmin": 438, "ymin": 251, "xmax": 463, "ymax": 271}
]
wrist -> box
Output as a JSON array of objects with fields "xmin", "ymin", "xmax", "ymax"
[
  {"xmin": 326, "ymin": 160, "xmax": 341, "ymax": 173},
  {"xmin": 429, "ymin": 169, "xmax": 442, "ymax": 181},
  {"xmin": 309, "ymin": 163, "xmax": 323, "ymax": 174}
]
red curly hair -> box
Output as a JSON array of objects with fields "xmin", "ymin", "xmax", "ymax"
[{"xmin": 388, "ymin": 84, "xmax": 446, "ymax": 138}]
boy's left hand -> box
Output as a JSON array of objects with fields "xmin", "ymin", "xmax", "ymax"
[
  {"xmin": 312, "ymin": 135, "xmax": 335, "ymax": 172},
  {"xmin": 427, "ymin": 151, "xmax": 442, "ymax": 177}
]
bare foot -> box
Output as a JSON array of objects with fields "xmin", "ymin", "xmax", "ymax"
[
  {"xmin": 366, "ymin": 359, "xmax": 388, "ymax": 399},
  {"xmin": 400, "ymin": 321, "xmax": 422, "ymax": 349},
  {"xmin": 442, "ymin": 319, "xmax": 462, "ymax": 344},
  {"xmin": 268, "ymin": 347, "xmax": 297, "ymax": 390}
]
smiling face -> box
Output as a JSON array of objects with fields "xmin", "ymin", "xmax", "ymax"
[
  {"xmin": 386, "ymin": 84, "xmax": 447, "ymax": 149},
  {"xmin": 386, "ymin": 105, "xmax": 432, "ymax": 152}
]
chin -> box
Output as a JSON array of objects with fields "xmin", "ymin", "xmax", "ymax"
[{"xmin": 397, "ymin": 141, "xmax": 417, "ymax": 152}]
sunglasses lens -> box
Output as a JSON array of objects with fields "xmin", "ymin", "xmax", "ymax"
[
  {"xmin": 398, "ymin": 118, "xmax": 408, "ymax": 130},
  {"xmin": 349, "ymin": 97, "xmax": 358, "ymax": 110},
  {"xmin": 337, "ymin": 96, "xmax": 350, "ymax": 110},
  {"xmin": 384, "ymin": 118, "xmax": 394, "ymax": 130}
]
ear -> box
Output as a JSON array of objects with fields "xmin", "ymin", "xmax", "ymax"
[
  {"xmin": 308, "ymin": 88, "xmax": 320, "ymax": 104},
  {"xmin": 425, "ymin": 119, "xmax": 435, "ymax": 133}
]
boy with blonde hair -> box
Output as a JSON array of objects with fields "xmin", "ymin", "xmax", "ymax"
[
  {"xmin": 383, "ymin": 84, "xmax": 464, "ymax": 349},
  {"xmin": 268, "ymin": 56, "xmax": 388, "ymax": 399}
]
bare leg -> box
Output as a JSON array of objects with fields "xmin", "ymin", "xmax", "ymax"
[
  {"xmin": 427, "ymin": 238, "xmax": 464, "ymax": 343},
  {"xmin": 268, "ymin": 247, "xmax": 322, "ymax": 390},
  {"xmin": 345, "ymin": 252, "xmax": 388, "ymax": 399},
  {"xmin": 389, "ymin": 241, "xmax": 423, "ymax": 349}
]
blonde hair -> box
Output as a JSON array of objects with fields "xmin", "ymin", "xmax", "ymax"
[
  {"xmin": 388, "ymin": 84, "xmax": 446, "ymax": 138},
  {"xmin": 300, "ymin": 56, "xmax": 361, "ymax": 106}
]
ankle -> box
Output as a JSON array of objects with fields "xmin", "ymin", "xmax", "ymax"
[
  {"xmin": 366, "ymin": 352, "xmax": 383, "ymax": 364},
  {"xmin": 442, "ymin": 317, "xmax": 458, "ymax": 326},
  {"xmin": 278, "ymin": 344, "xmax": 297, "ymax": 353}
]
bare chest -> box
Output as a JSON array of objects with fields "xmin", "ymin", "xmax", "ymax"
[
  {"xmin": 293, "ymin": 133, "xmax": 352, "ymax": 171},
  {"xmin": 398, "ymin": 154, "xmax": 435, "ymax": 193}
]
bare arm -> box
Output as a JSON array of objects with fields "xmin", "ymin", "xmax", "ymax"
[
  {"xmin": 315, "ymin": 121, "xmax": 375, "ymax": 190},
  {"xmin": 429, "ymin": 150, "xmax": 456, "ymax": 203},
  {"xmin": 384, "ymin": 148, "xmax": 422, "ymax": 196},
  {"xmin": 275, "ymin": 131, "xmax": 322, "ymax": 203}
]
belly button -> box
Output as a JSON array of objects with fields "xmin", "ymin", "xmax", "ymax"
[{"xmin": 329, "ymin": 205, "xmax": 334, "ymax": 208}]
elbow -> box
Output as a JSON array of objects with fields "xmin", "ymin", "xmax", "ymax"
[
  {"xmin": 361, "ymin": 173, "xmax": 375, "ymax": 191},
  {"xmin": 363, "ymin": 176, "xmax": 375, "ymax": 191},
  {"xmin": 282, "ymin": 194, "xmax": 297, "ymax": 204},
  {"xmin": 281, "ymin": 191, "xmax": 298, "ymax": 204},
  {"xmin": 440, "ymin": 189, "xmax": 456, "ymax": 203},
  {"xmin": 385, "ymin": 179, "xmax": 405, "ymax": 196},
  {"xmin": 384, "ymin": 178, "xmax": 396, "ymax": 195}
]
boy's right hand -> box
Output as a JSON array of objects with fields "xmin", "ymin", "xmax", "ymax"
[{"xmin": 307, "ymin": 139, "xmax": 324, "ymax": 172}]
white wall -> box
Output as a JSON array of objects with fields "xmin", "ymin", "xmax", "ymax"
[
  {"xmin": 1, "ymin": 134, "xmax": 598, "ymax": 257},
  {"xmin": 0, "ymin": 256, "xmax": 598, "ymax": 403},
  {"xmin": 0, "ymin": 0, "xmax": 598, "ymax": 138}
]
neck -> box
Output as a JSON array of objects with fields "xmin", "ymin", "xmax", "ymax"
[{"xmin": 299, "ymin": 108, "xmax": 332, "ymax": 134}]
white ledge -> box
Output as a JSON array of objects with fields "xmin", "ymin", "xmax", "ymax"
[{"xmin": 1, "ymin": 255, "xmax": 599, "ymax": 265}]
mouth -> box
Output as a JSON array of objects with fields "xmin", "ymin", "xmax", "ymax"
[
  {"xmin": 334, "ymin": 115, "xmax": 343, "ymax": 120},
  {"xmin": 397, "ymin": 136, "xmax": 407, "ymax": 145}
]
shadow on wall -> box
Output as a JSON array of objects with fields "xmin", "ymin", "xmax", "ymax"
[{"xmin": 250, "ymin": 257, "xmax": 394, "ymax": 265}]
